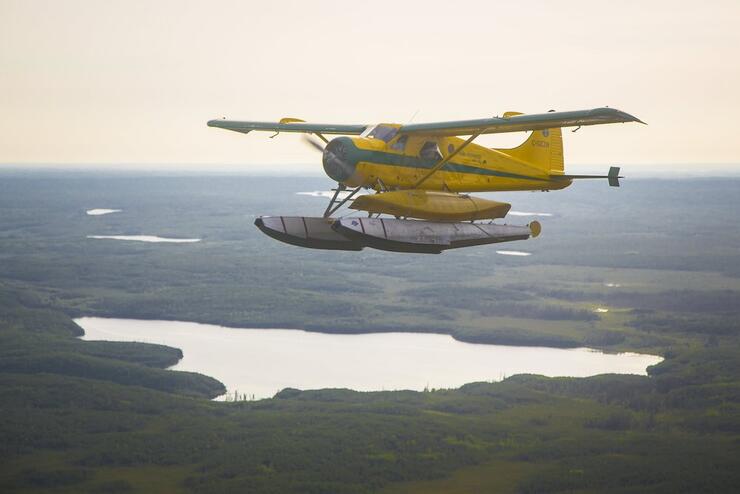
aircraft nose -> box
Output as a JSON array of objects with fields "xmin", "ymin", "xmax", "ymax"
[{"xmin": 322, "ymin": 137, "xmax": 358, "ymax": 183}]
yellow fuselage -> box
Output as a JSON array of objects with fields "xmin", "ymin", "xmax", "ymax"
[{"xmin": 326, "ymin": 133, "xmax": 571, "ymax": 193}]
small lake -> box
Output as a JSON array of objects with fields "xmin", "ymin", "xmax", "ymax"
[
  {"xmin": 496, "ymin": 250, "xmax": 532, "ymax": 257},
  {"xmin": 87, "ymin": 235, "xmax": 201, "ymax": 243},
  {"xmin": 86, "ymin": 208, "xmax": 122, "ymax": 216},
  {"xmin": 75, "ymin": 317, "xmax": 662, "ymax": 400}
]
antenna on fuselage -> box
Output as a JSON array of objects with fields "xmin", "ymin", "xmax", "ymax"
[{"xmin": 406, "ymin": 109, "xmax": 420, "ymax": 124}]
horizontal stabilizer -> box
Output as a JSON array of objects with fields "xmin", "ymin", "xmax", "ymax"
[
  {"xmin": 552, "ymin": 166, "xmax": 623, "ymax": 187},
  {"xmin": 608, "ymin": 166, "xmax": 621, "ymax": 187}
]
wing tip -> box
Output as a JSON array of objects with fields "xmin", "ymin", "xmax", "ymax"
[
  {"xmin": 207, "ymin": 119, "xmax": 249, "ymax": 132},
  {"xmin": 594, "ymin": 107, "xmax": 646, "ymax": 125},
  {"xmin": 620, "ymin": 110, "xmax": 647, "ymax": 125}
]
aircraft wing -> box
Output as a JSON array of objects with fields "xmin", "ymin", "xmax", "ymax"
[
  {"xmin": 399, "ymin": 107, "xmax": 644, "ymax": 136},
  {"xmin": 207, "ymin": 118, "xmax": 368, "ymax": 136}
]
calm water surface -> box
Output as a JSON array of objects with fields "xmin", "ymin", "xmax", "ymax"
[
  {"xmin": 86, "ymin": 208, "xmax": 122, "ymax": 216},
  {"xmin": 86, "ymin": 235, "xmax": 201, "ymax": 243},
  {"xmin": 76, "ymin": 317, "xmax": 662, "ymax": 400}
]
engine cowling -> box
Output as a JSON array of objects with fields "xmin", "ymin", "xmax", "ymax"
[{"xmin": 322, "ymin": 137, "xmax": 358, "ymax": 183}]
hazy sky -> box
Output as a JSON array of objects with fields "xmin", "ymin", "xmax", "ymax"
[{"xmin": 2, "ymin": 0, "xmax": 739, "ymax": 173}]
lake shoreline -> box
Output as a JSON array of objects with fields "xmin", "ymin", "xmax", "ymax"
[
  {"xmin": 74, "ymin": 316, "xmax": 663, "ymax": 400},
  {"xmin": 68, "ymin": 309, "xmax": 660, "ymax": 357}
]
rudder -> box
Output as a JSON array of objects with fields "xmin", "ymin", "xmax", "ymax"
[{"xmin": 495, "ymin": 112, "xmax": 564, "ymax": 175}]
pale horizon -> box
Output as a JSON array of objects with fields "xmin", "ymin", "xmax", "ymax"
[{"xmin": 2, "ymin": 0, "xmax": 739, "ymax": 173}]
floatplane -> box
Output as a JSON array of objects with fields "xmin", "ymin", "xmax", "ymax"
[{"xmin": 208, "ymin": 108, "xmax": 643, "ymax": 253}]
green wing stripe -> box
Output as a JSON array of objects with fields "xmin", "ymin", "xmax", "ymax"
[
  {"xmin": 400, "ymin": 107, "xmax": 644, "ymax": 136},
  {"xmin": 207, "ymin": 120, "xmax": 368, "ymax": 135}
]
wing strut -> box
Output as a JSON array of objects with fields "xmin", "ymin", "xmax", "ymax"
[{"xmin": 413, "ymin": 131, "xmax": 483, "ymax": 188}]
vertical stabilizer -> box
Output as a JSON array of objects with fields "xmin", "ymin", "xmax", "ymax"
[{"xmin": 495, "ymin": 120, "xmax": 564, "ymax": 175}]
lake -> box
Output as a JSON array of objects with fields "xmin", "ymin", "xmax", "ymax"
[
  {"xmin": 75, "ymin": 317, "xmax": 663, "ymax": 400},
  {"xmin": 86, "ymin": 235, "xmax": 201, "ymax": 243},
  {"xmin": 86, "ymin": 208, "xmax": 122, "ymax": 216}
]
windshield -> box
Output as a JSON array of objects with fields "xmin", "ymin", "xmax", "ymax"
[{"xmin": 367, "ymin": 125, "xmax": 398, "ymax": 143}]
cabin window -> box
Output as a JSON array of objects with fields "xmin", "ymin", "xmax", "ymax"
[
  {"xmin": 420, "ymin": 141, "xmax": 442, "ymax": 161},
  {"xmin": 367, "ymin": 125, "xmax": 398, "ymax": 142},
  {"xmin": 390, "ymin": 135, "xmax": 407, "ymax": 151}
]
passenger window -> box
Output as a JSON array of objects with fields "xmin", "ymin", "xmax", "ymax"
[
  {"xmin": 420, "ymin": 141, "xmax": 442, "ymax": 161},
  {"xmin": 390, "ymin": 135, "xmax": 408, "ymax": 151}
]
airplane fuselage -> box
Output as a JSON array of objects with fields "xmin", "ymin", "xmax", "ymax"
[{"xmin": 323, "ymin": 130, "xmax": 572, "ymax": 193}]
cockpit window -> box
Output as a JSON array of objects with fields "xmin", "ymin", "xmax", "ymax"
[
  {"xmin": 390, "ymin": 135, "xmax": 407, "ymax": 151},
  {"xmin": 367, "ymin": 125, "xmax": 399, "ymax": 142},
  {"xmin": 420, "ymin": 141, "xmax": 442, "ymax": 161}
]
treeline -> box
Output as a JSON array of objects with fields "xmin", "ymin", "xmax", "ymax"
[
  {"xmin": 401, "ymin": 285, "xmax": 599, "ymax": 322},
  {"xmin": 2, "ymin": 286, "xmax": 740, "ymax": 492},
  {"xmin": 0, "ymin": 286, "xmax": 225, "ymax": 400}
]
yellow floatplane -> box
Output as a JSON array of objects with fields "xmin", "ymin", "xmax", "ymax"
[{"xmin": 208, "ymin": 108, "xmax": 643, "ymax": 253}]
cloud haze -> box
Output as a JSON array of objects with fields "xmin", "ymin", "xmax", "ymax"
[{"xmin": 1, "ymin": 0, "xmax": 739, "ymax": 173}]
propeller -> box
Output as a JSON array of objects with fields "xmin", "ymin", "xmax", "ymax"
[
  {"xmin": 302, "ymin": 134, "xmax": 357, "ymax": 184},
  {"xmin": 302, "ymin": 135, "xmax": 325, "ymax": 153}
]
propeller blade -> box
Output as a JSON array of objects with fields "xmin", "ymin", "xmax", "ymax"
[
  {"xmin": 302, "ymin": 135, "xmax": 355, "ymax": 183},
  {"xmin": 303, "ymin": 135, "xmax": 325, "ymax": 153}
]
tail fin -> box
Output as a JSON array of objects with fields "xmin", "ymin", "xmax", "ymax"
[{"xmin": 495, "ymin": 112, "xmax": 564, "ymax": 175}]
